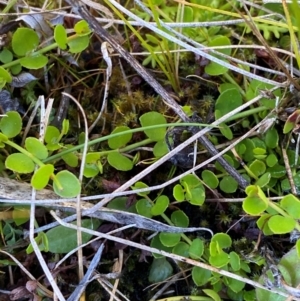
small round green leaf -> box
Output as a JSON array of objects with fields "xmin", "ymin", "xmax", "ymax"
[
  {"xmin": 219, "ymin": 176, "xmax": 238, "ymax": 193},
  {"xmin": 186, "ymin": 186, "xmax": 205, "ymax": 205},
  {"xmin": 83, "ymin": 163, "xmax": 99, "ymax": 178},
  {"xmin": 244, "ymin": 184, "xmax": 271, "ymax": 213},
  {"xmin": 243, "ymin": 139, "xmax": 255, "ymax": 162},
  {"xmin": 278, "ymin": 248, "xmax": 300, "ymax": 291},
  {"xmin": 225, "ymin": 277, "xmax": 245, "ymax": 294},
  {"xmin": 268, "ymin": 165, "xmax": 286, "ymax": 178},
  {"xmin": 189, "ymin": 238, "xmax": 204, "ymax": 259},
  {"xmin": 107, "ymin": 197, "xmax": 136, "ymax": 212},
  {"xmin": 173, "ymin": 184, "xmax": 185, "ymax": 202},
  {"xmin": 148, "ymin": 258, "xmax": 173, "ymax": 283},
  {"xmin": 253, "ymin": 147, "xmax": 266, "ymax": 156},
  {"xmin": 0, "ymin": 48, "xmax": 13, "ymax": 64},
  {"xmin": 107, "ymin": 152, "xmax": 133, "ymax": 171},
  {"xmin": 171, "ymin": 210, "xmax": 189, "ymax": 227},
  {"xmin": 46, "ymin": 219, "xmax": 101, "ymax": 253},
  {"xmin": 201, "ymin": 170, "xmax": 219, "ymax": 189},
  {"xmin": 281, "ymin": 172, "xmax": 300, "ymax": 194},
  {"xmin": 217, "ymin": 120, "xmax": 233, "ymax": 140},
  {"xmin": 229, "ymin": 251, "xmax": 241, "ymax": 272},
  {"xmin": 11, "ymin": 64, "xmax": 22, "ymax": 75},
  {"xmin": 5, "ymin": 153, "xmax": 34, "ymax": 173},
  {"xmin": 159, "ymin": 232, "xmax": 181, "ymax": 247},
  {"xmin": 212, "ymin": 233, "xmax": 232, "ymax": 249},
  {"xmin": 150, "ymin": 234, "xmax": 172, "ymax": 258},
  {"xmin": 54, "ymin": 24, "xmax": 67, "ymax": 50},
  {"xmin": 74, "ymin": 20, "xmax": 91, "ymax": 36},
  {"xmin": 25, "ymin": 137, "xmax": 48, "ymax": 159},
  {"xmin": 209, "ymin": 35, "xmax": 231, "ymax": 55},
  {"xmin": 181, "ymin": 174, "xmax": 205, "ymax": 205},
  {"xmin": 236, "ymin": 143, "xmax": 246, "ymax": 156},
  {"xmin": 268, "ymin": 215, "xmax": 296, "ymax": 234},
  {"xmin": 0, "ymin": 111, "xmax": 22, "ymax": 138},
  {"xmin": 0, "ymin": 66, "xmax": 12, "ymax": 83},
  {"xmin": 45, "ymin": 126, "xmax": 60, "ymax": 144},
  {"xmin": 255, "ymin": 172, "xmax": 271, "ymax": 188},
  {"xmin": 172, "ymin": 242, "xmax": 189, "ymax": 257},
  {"xmin": 266, "ymin": 154, "xmax": 278, "ymax": 167},
  {"xmin": 215, "ymin": 88, "xmax": 243, "ymax": 117},
  {"xmin": 136, "ymin": 198, "xmax": 152, "ymax": 218},
  {"xmin": 85, "ymin": 152, "xmax": 100, "ymax": 163},
  {"xmin": 183, "ymin": 6, "xmax": 193, "ymax": 22},
  {"xmin": 61, "ymin": 119, "xmax": 69, "ymax": 136},
  {"xmin": 265, "ymin": 127, "xmax": 279, "ymax": 149},
  {"xmin": 53, "ymin": 170, "xmax": 81, "ymax": 198},
  {"xmin": 20, "ymin": 54, "xmax": 48, "ymax": 69},
  {"xmin": 205, "ymin": 59, "xmax": 229, "ymax": 76},
  {"xmin": 153, "ymin": 140, "xmax": 168, "ymax": 157},
  {"xmin": 181, "ymin": 174, "xmax": 201, "ymax": 186},
  {"xmin": 192, "ymin": 266, "xmax": 211, "ymax": 286},
  {"xmin": 13, "ymin": 206, "xmax": 30, "ymax": 226},
  {"xmin": 12, "ymin": 28, "xmax": 39, "ymax": 56},
  {"xmin": 256, "ymin": 214, "xmax": 274, "ymax": 235},
  {"xmin": 280, "ymin": 194, "xmax": 300, "ymax": 219},
  {"xmin": 31, "ymin": 164, "xmax": 54, "ymax": 189},
  {"xmin": 243, "ymin": 196, "xmax": 268, "ymax": 215},
  {"xmin": 203, "ymin": 289, "xmax": 221, "ymax": 301},
  {"xmin": 139, "ymin": 112, "xmax": 167, "ymax": 141},
  {"xmin": 131, "ymin": 181, "xmax": 150, "ymax": 196},
  {"xmin": 108, "ymin": 126, "xmax": 132, "ymax": 149},
  {"xmin": 151, "ymin": 195, "xmax": 169, "ymax": 215},
  {"xmin": 68, "ymin": 35, "xmax": 90, "ymax": 53},
  {"xmin": 62, "ymin": 152, "xmax": 78, "ymax": 167},
  {"xmin": 210, "ymin": 241, "xmax": 218, "ymax": 257},
  {"xmin": 209, "ymin": 251, "xmax": 229, "ymax": 268},
  {"xmin": 249, "ymin": 159, "xmax": 266, "ymax": 177}
]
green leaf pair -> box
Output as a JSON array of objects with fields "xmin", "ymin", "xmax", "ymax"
[
  {"xmin": 132, "ymin": 183, "xmax": 171, "ymax": 218},
  {"xmin": 209, "ymin": 233, "xmax": 232, "ymax": 268},
  {"xmin": 173, "ymin": 174, "xmax": 205, "ymax": 205},
  {"xmin": 97, "ymin": 111, "xmax": 167, "ymax": 173},
  {"xmin": 11, "ymin": 28, "xmax": 48, "ymax": 71},
  {"xmin": 244, "ymin": 186, "xmax": 300, "ymax": 237},
  {"xmin": 54, "ymin": 20, "xmax": 92, "ymax": 53},
  {"xmin": 158, "ymin": 210, "xmax": 189, "ymax": 248}
]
